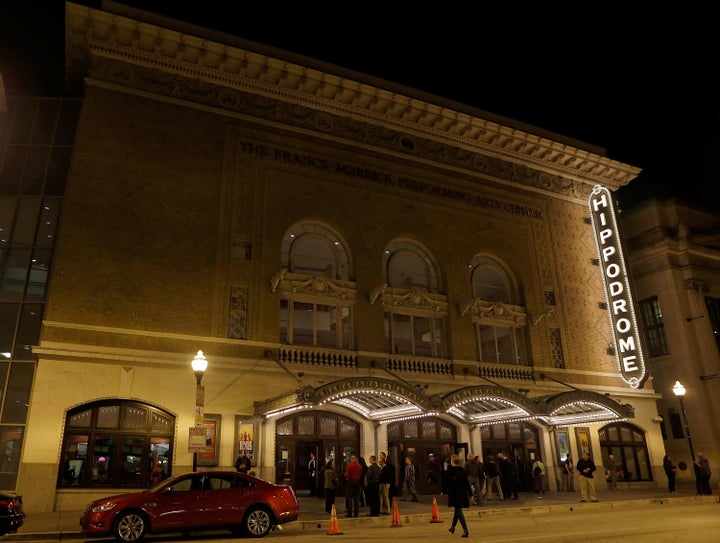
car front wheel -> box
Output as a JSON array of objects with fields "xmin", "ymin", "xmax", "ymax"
[
  {"xmin": 242, "ymin": 506, "xmax": 272, "ymax": 538},
  {"xmin": 113, "ymin": 510, "xmax": 148, "ymax": 543}
]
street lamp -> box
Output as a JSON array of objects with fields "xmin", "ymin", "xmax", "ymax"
[
  {"xmin": 191, "ymin": 350, "xmax": 208, "ymax": 471},
  {"xmin": 672, "ymin": 380, "xmax": 695, "ymax": 461}
]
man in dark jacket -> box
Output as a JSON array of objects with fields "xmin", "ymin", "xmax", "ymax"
[
  {"xmin": 498, "ymin": 452, "xmax": 519, "ymax": 499},
  {"xmin": 379, "ymin": 451, "xmax": 395, "ymax": 514}
]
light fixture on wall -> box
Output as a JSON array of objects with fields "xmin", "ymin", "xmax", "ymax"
[{"xmin": 651, "ymin": 415, "xmax": 663, "ymax": 423}]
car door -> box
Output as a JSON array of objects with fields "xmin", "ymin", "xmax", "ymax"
[
  {"xmin": 151, "ymin": 475, "xmax": 207, "ymax": 530},
  {"xmin": 200, "ymin": 474, "xmax": 243, "ymax": 526}
]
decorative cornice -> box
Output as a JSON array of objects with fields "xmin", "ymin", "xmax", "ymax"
[{"xmin": 66, "ymin": 3, "xmax": 641, "ymax": 203}]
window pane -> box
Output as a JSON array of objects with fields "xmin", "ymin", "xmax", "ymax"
[
  {"xmin": 97, "ymin": 406, "xmax": 119, "ymax": 428},
  {"xmin": 392, "ymin": 313, "xmax": 412, "ymax": 354},
  {"xmin": 292, "ymin": 236, "xmax": 335, "ymax": 276},
  {"xmin": 496, "ymin": 326, "xmax": 515, "ymax": 363},
  {"xmin": 12, "ymin": 303, "xmax": 43, "ymax": 359},
  {"xmin": 12, "ymin": 198, "xmax": 40, "ymax": 245},
  {"xmin": 60, "ymin": 434, "xmax": 88, "ymax": 485},
  {"xmin": 69, "ymin": 410, "xmax": 92, "ymax": 427},
  {"xmin": 0, "ymin": 249, "xmax": 31, "ymax": 302},
  {"xmin": 340, "ymin": 306, "xmax": 352, "ymax": 349},
  {"xmin": 402, "ymin": 420, "xmax": 418, "ymax": 439},
  {"xmin": 121, "ymin": 436, "xmax": 144, "ymax": 485},
  {"xmin": 25, "ymin": 250, "xmax": 51, "ymax": 300},
  {"xmin": 478, "ymin": 324, "xmax": 496, "ymax": 362},
  {"xmin": 298, "ymin": 415, "xmax": 314, "ymax": 436},
  {"xmin": 292, "ymin": 301, "xmax": 314, "ymax": 345},
  {"xmin": 1, "ymin": 362, "xmax": 34, "ymax": 423},
  {"xmin": 92, "ymin": 436, "xmax": 115, "ymax": 483},
  {"xmin": 21, "ymin": 147, "xmax": 49, "ymax": 195},
  {"xmin": 413, "ymin": 316, "xmax": 432, "ymax": 356},
  {"xmin": 316, "ymin": 304, "xmax": 335, "ymax": 348},
  {"xmin": 123, "ymin": 405, "xmax": 148, "ymax": 429},
  {"xmin": 319, "ymin": 416, "xmax": 337, "ymax": 436},
  {"xmin": 277, "ymin": 419, "xmax": 293, "ymax": 436},
  {"xmin": 0, "ymin": 197, "xmax": 17, "ymax": 244},
  {"xmin": 279, "ymin": 299, "xmax": 289, "ymax": 343},
  {"xmin": 0, "ymin": 304, "xmax": 18, "ymax": 356},
  {"xmin": 151, "ymin": 411, "xmax": 172, "ymax": 431},
  {"xmin": 150, "ymin": 437, "xmax": 171, "ymax": 480},
  {"xmin": 0, "ymin": 426, "xmax": 24, "ymax": 488}
]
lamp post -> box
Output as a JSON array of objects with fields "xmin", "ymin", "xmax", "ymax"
[
  {"xmin": 672, "ymin": 380, "xmax": 695, "ymax": 462},
  {"xmin": 191, "ymin": 350, "xmax": 208, "ymax": 471}
]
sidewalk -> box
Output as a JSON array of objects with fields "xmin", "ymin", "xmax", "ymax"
[{"xmin": 6, "ymin": 481, "xmax": 716, "ymax": 540}]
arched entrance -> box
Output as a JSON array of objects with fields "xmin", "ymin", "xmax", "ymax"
[
  {"xmin": 386, "ymin": 416, "xmax": 459, "ymax": 495},
  {"xmin": 599, "ymin": 422, "xmax": 652, "ymax": 482},
  {"xmin": 480, "ymin": 421, "xmax": 540, "ymax": 492},
  {"xmin": 275, "ymin": 410, "xmax": 359, "ymax": 495}
]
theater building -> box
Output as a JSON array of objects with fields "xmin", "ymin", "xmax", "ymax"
[{"xmin": 8, "ymin": 2, "xmax": 673, "ymax": 513}]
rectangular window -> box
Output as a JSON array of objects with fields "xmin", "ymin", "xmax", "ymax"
[
  {"xmin": 638, "ymin": 296, "xmax": 669, "ymax": 357},
  {"xmin": 669, "ymin": 411, "xmax": 683, "ymax": 439}
]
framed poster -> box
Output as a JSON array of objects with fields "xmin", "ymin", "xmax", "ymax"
[
  {"xmin": 235, "ymin": 416, "xmax": 256, "ymax": 466},
  {"xmin": 556, "ymin": 429, "xmax": 570, "ymax": 462},
  {"xmin": 575, "ymin": 427, "xmax": 592, "ymax": 456},
  {"xmin": 196, "ymin": 413, "xmax": 221, "ymax": 466}
]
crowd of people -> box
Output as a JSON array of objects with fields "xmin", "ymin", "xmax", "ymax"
[{"xmin": 239, "ymin": 446, "xmax": 713, "ymax": 520}]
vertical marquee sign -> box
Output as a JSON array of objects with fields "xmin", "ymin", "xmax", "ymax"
[{"xmin": 588, "ymin": 185, "xmax": 648, "ymax": 389}]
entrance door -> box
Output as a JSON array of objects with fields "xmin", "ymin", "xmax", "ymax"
[{"xmin": 295, "ymin": 441, "xmax": 321, "ymax": 496}]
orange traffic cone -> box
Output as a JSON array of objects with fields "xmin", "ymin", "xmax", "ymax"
[
  {"xmin": 430, "ymin": 496, "xmax": 443, "ymax": 523},
  {"xmin": 327, "ymin": 504, "xmax": 343, "ymax": 535},
  {"xmin": 391, "ymin": 498, "xmax": 402, "ymax": 527}
]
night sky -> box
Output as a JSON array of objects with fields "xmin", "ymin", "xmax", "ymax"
[{"xmin": 2, "ymin": 1, "xmax": 716, "ymax": 212}]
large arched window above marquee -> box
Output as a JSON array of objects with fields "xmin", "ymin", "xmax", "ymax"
[
  {"xmin": 57, "ymin": 400, "xmax": 175, "ymax": 488},
  {"xmin": 599, "ymin": 422, "xmax": 652, "ymax": 482},
  {"xmin": 273, "ymin": 222, "xmax": 356, "ymax": 349},
  {"xmin": 461, "ymin": 255, "xmax": 530, "ymax": 366},
  {"xmin": 374, "ymin": 239, "xmax": 448, "ymax": 358}
]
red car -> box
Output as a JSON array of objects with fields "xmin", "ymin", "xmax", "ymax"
[{"xmin": 80, "ymin": 471, "xmax": 298, "ymax": 541}]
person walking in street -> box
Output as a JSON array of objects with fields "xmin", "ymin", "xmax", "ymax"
[
  {"xmin": 364, "ymin": 455, "xmax": 381, "ymax": 516},
  {"xmin": 446, "ymin": 454, "xmax": 471, "ymax": 538},
  {"xmin": 662, "ymin": 454, "xmax": 677, "ymax": 493},
  {"xmin": 694, "ymin": 452, "xmax": 712, "ymax": 495},
  {"xmin": 562, "ymin": 453, "xmax": 574, "ymax": 492},
  {"xmin": 401, "ymin": 455, "xmax": 419, "ymax": 502},
  {"xmin": 323, "ymin": 459, "xmax": 338, "ymax": 514},
  {"xmin": 605, "ymin": 454, "xmax": 618, "ymax": 490},
  {"xmin": 498, "ymin": 452, "xmax": 518, "ymax": 499},
  {"xmin": 344, "ymin": 454, "xmax": 363, "ymax": 517},
  {"xmin": 576, "ymin": 451, "xmax": 598, "ymax": 502},
  {"xmin": 464, "ymin": 452, "xmax": 482, "ymax": 505},
  {"xmin": 484, "ymin": 454, "xmax": 504, "ymax": 500},
  {"xmin": 379, "ymin": 451, "xmax": 395, "ymax": 514},
  {"xmin": 531, "ymin": 457, "xmax": 546, "ymax": 495}
]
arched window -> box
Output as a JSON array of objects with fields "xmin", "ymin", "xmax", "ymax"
[
  {"xmin": 276, "ymin": 223, "xmax": 355, "ymax": 349},
  {"xmin": 599, "ymin": 422, "xmax": 652, "ymax": 482},
  {"xmin": 466, "ymin": 255, "xmax": 530, "ymax": 365},
  {"xmin": 57, "ymin": 400, "xmax": 175, "ymax": 488},
  {"xmin": 380, "ymin": 240, "xmax": 447, "ymax": 357}
]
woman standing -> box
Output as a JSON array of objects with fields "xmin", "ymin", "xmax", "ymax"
[
  {"xmin": 662, "ymin": 454, "xmax": 677, "ymax": 493},
  {"xmin": 323, "ymin": 459, "xmax": 338, "ymax": 514},
  {"xmin": 447, "ymin": 454, "xmax": 471, "ymax": 538}
]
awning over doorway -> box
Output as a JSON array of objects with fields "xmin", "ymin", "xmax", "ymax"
[{"xmin": 254, "ymin": 377, "xmax": 634, "ymax": 427}]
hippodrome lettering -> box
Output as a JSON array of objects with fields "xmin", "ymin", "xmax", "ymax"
[{"xmin": 589, "ymin": 185, "xmax": 648, "ymax": 389}]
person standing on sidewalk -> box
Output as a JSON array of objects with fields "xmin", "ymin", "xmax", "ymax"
[
  {"xmin": 562, "ymin": 453, "xmax": 575, "ymax": 492},
  {"xmin": 498, "ymin": 452, "xmax": 519, "ymax": 499},
  {"xmin": 323, "ymin": 459, "xmax": 338, "ymax": 514},
  {"xmin": 401, "ymin": 455, "xmax": 419, "ymax": 502},
  {"xmin": 531, "ymin": 457, "xmax": 546, "ymax": 495},
  {"xmin": 365, "ymin": 455, "xmax": 382, "ymax": 516},
  {"xmin": 663, "ymin": 454, "xmax": 677, "ymax": 493},
  {"xmin": 379, "ymin": 451, "xmax": 395, "ymax": 514},
  {"xmin": 344, "ymin": 454, "xmax": 363, "ymax": 517},
  {"xmin": 576, "ymin": 451, "xmax": 598, "ymax": 502},
  {"xmin": 605, "ymin": 454, "xmax": 618, "ymax": 490},
  {"xmin": 694, "ymin": 453, "xmax": 712, "ymax": 495}
]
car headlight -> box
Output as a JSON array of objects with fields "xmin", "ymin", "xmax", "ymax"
[{"xmin": 90, "ymin": 503, "xmax": 118, "ymax": 513}]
